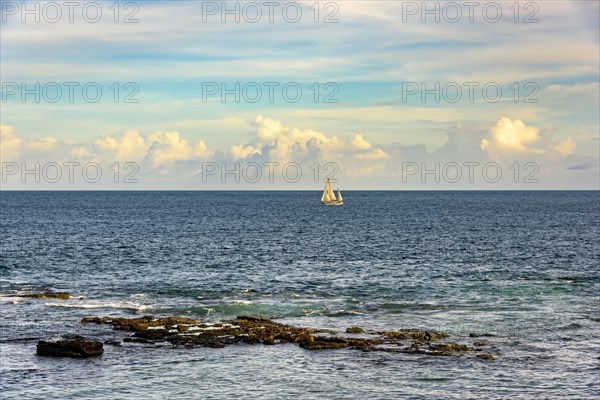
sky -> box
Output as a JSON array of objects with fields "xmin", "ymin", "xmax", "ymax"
[{"xmin": 1, "ymin": 0, "xmax": 599, "ymax": 189}]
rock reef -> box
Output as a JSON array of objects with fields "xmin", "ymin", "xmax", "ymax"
[
  {"xmin": 19, "ymin": 291, "xmax": 71, "ymax": 300},
  {"xmin": 37, "ymin": 335, "xmax": 103, "ymax": 358},
  {"xmin": 79, "ymin": 315, "xmax": 497, "ymax": 360}
]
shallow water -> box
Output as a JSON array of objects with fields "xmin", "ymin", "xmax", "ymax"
[{"xmin": 1, "ymin": 191, "xmax": 599, "ymax": 399}]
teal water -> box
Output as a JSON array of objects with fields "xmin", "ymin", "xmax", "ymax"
[{"xmin": 1, "ymin": 191, "xmax": 599, "ymax": 399}]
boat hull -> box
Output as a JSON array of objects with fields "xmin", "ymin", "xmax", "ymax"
[{"xmin": 321, "ymin": 201, "xmax": 343, "ymax": 206}]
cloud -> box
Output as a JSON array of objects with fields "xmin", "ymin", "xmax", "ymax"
[
  {"xmin": 482, "ymin": 117, "xmax": 541, "ymax": 153},
  {"xmin": 479, "ymin": 117, "xmax": 578, "ymax": 159},
  {"xmin": 352, "ymin": 134, "xmax": 371, "ymax": 150},
  {"xmin": 230, "ymin": 143, "xmax": 261, "ymax": 160},
  {"xmin": 94, "ymin": 130, "xmax": 211, "ymax": 166},
  {"xmin": 566, "ymin": 162, "xmax": 597, "ymax": 171},
  {"xmin": 1, "ymin": 124, "xmax": 72, "ymax": 162},
  {"xmin": 229, "ymin": 116, "xmax": 391, "ymax": 176},
  {"xmin": 0, "ymin": 115, "xmax": 593, "ymax": 188},
  {"xmin": 147, "ymin": 132, "xmax": 191, "ymax": 165},
  {"xmin": 95, "ymin": 130, "xmax": 147, "ymax": 162},
  {"xmin": 552, "ymin": 137, "xmax": 577, "ymax": 155},
  {"xmin": 232, "ymin": 115, "xmax": 345, "ymax": 163},
  {"xmin": 356, "ymin": 148, "xmax": 389, "ymax": 161},
  {"xmin": 0, "ymin": 125, "xmax": 22, "ymax": 162},
  {"xmin": 3, "ymin": 126, "xmax": 212, "ymax": 168}
]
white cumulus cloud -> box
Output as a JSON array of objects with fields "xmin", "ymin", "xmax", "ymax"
[{"xmin": 482, "ymin": 117, "xmax": 541, "ymax": 153}]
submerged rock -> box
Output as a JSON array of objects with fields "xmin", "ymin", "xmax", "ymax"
[
  {"xmin": 423, "ymin": 342, "xmax": 472, "ymax": 356},
  {"xmin": 428, "ymin": 343, "xmax": 469, "ymax": 352},
  {"xmin": 298, "ymin": 335, "xmax": 349, "ymax": 350},
  {"xmin": 346, "ymin": 326, "xmax": 365, "ymax": 334},
  {"xmin": 37, "ymin": 336, "xmax": 103, "ymax": 358},
  {"xmin": 20, "ymin": 291, "xmax": 71, "ymax": 300},
  {"xmin": 476, "ymin": 353, "xmax": 497, "ymax": 360},
  {"xmin": 469, "ymin": 332, "xmax": 496, "ymax": 338}
]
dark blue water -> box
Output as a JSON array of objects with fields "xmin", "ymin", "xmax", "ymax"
[{"xmin": 1, "ymin": 191, "xmax": 599, "ymax": 399}]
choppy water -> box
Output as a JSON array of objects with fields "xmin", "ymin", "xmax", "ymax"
[{"xmin": 1, "ymin": 191, "xmax": 599, "ymax": 399}]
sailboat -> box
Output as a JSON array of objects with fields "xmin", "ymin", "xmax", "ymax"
[{"xmin": 320, "ymin": 178, "xmax": 343, "ymax": 205}]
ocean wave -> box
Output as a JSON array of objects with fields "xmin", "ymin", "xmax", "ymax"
[
  {"xmin": 0, "ymin": 296, "xmax": 25, "ymax": 305},
  {"xmin": 43, "ymin": 299, "xmax": 152, "ymax": 312}
]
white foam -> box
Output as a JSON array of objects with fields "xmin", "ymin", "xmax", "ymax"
[
  {"xmin": 43, "ymin": 299, "xmax": 149, "ymax": 311},
  {"xmin": 186, "ymin": 326, "xmax": 202, "ymax": 331},
  {"xmin": 200, "ymin": 326, "xmax": 221, "ymax": 331},
  {"xmin": 0, "ymin": 296, "xmax": 24, "ymax": 304}
]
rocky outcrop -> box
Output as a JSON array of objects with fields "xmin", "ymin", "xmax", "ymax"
[
  {"xmin": 80, "ymin": 315, "xmax": 197, "ymax": 332},
  {"xmin": 79, "ymin": 314, "xmax": 496, "ymax": 360},
  {"xmin": 19, "ymin": 291, "xmax": 71, "ymax": 300},
  {"xmin": 37, "ymin": 336, "xmax": 103, "ymax": 358}
]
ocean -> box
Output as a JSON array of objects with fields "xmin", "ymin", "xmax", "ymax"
[{"xmin": 1, "ymin": 191, "xmax": 598, "ymax": 399}]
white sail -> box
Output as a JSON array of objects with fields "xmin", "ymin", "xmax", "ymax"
[
  {"xmin": 327, "ymin": 179, "xmax": 336, "ymax": 201},
  {"xmin": 337, "ymin": 189, "xmax": 343, "ymax": 201},
  {"xmin": 321, "ymin": 180, "xmax": 331, "ymax": 202}
]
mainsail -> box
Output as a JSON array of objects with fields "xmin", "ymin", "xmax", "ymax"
[{"xmin": 327, "ymin": 180, "xmax": 336, "ymax": 201}]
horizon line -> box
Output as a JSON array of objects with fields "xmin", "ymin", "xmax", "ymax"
[{"xmin": 1, "ymin": 189, "xmax": 599, "ymax": 192}]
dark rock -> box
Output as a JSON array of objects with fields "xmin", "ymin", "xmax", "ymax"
[
  {"xmin": 346, "ymin": 326, "xmax": 365, "ymax": 333},
  {"xmin": 205, "ymin": 341, "xmax": 225, "ymax": 348},
  {"xmin": 356, "ymin": 345, "xmax": 375, "ymax": 352},
  {"xmin": 469, "ymin": 333, "xmax": 496, "ymax": 338},
  {"xmin": 37, "ymin": 337, "xmax": 103, "ymax": 358},
  {"xmin": 168, "ymin": 333, "xmax": 224, "ymax": 348},
  {"xmin": 347, "ymin": 337, "xmax": 384, "ymax": 348},
  {"xmin": 81, "ymin": 315, "xmax": 198, "ymax": 332},
  {"xmin": 476, "ymin": 353, "xmax": 496, "ymax": 360},
  {"xmin": 428, "ymin": 343, "xmax": 469, "ymax": 352},
  {"xmin": 81, "ymin": 316, "xmax": 114, "ymax": 325},
  {"xmin": 236, "ymin": 315, "xmax": 273, "ymax": 323},
  {"xmin": 123, "ymin": 337, "xmax": 154, "ymax": 344},
  {"xmin": 298, "ymin": 335, "xmax": 348, "ymax": 350},
  {"xmin": 381, "ymin": 329, "xmax": 447, "ymax": 341},
  {"xmin": 405, "ymin": 342, "xmax": 422, "ymax": 353},
  {"xmin": 20, "ymin": 291, "xmax": 71, "ymax": 300},
  {"xmin": 132, "ymin": 329, "xmax": 170, "ymax": 341},
  {"xmin": 263, "ymin": 336, "xmax": 276, "ymax": 345}
]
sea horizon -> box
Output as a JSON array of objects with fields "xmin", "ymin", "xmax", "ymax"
[{"xmin": 2, "ymin": 189, "xmax": 599, "ymax": 192}]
